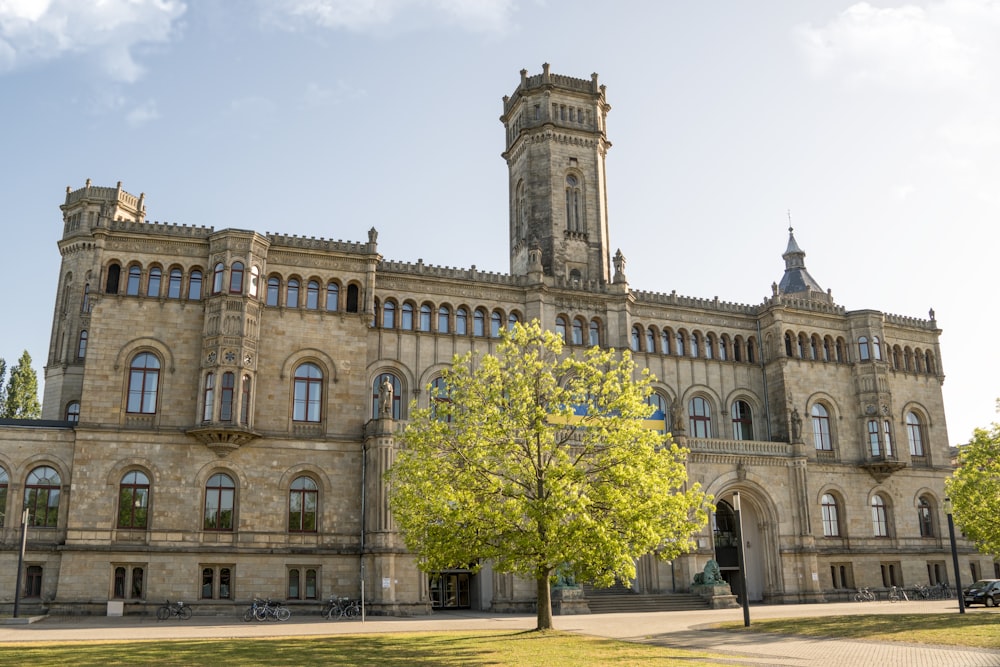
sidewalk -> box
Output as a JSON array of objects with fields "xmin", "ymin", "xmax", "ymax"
[{"xmin": 1, "ymin": 599, "xmax": 997, "ymax": 666}]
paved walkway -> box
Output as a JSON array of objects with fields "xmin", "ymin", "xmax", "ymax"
[{"xmin": 0, "ymin": 599, "xmax": 997, "ymax": 666}]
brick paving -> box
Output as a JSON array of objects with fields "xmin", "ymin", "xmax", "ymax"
[{"xmin": 0, "ymin": 599, "xmax": 997, "ymax": 666}]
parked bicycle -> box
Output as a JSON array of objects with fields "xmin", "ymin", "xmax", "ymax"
[
  {"xmin": 910, "ymin": 584, "xmax": 930, "ymax": 600},
  {"xmin": 157, "ymin": 600, "xmax": 193, "ymax": 620},
  {"xmin": 854, "ymin": 587, "xmax": 876, "ymax": 602},
  {"xmin": 243, "ymin": 597, "xmax": 291, "ymax": 622},
  {"xmin": 888, "ymin": 585, "xmax": 909, "ymax": 603},
  {"xmin": 321, "ymin": 596, "xmax": 361, "ymax": 620}
]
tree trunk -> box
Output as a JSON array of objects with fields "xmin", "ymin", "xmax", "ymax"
[{"xmin": 536, "ymin": 573, "xmax": 553, "ymax": 630}]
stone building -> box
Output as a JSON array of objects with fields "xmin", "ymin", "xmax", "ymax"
[{"xmin": 0, "ymin": 65, "xmax": 990, "ymax": 615}]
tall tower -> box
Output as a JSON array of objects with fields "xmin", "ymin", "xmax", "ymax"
[{"xmin": 501, "ymin": 64, "xmax": 612, "ymax": 283}]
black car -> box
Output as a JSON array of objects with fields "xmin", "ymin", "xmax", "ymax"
[{"xmin": 963, "ymin": 579, "xmax": 1000, "ymax": 607}]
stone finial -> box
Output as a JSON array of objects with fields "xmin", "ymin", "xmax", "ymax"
[
  {"xmin": 368, "ymin": 227, "xmax": 378, "ymax": 244},
  {"xmin": 613, "ymin": 248, "xmax": 626, "ymax": 283},
  {"xmin": 929, "ymin": 307, "xmax": 936, "ymax": 321}
]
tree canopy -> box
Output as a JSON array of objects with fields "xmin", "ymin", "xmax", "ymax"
[
  {"xmin": 1, "ymin": 350, "xmax": 41, "ymax": 419},
  {"xmin": 945, "ymin": 421, "xmax": 1000, "ymax": 559},
  {"xmin": 386, "ymin": 320, "xmax": 710, "ymax": 630}
]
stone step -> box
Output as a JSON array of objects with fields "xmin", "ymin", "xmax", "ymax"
[{"xmin": 583, "ymin": 593, "xmax": 709, "ymax": 614}]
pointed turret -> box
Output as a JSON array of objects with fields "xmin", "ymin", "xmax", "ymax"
[{"xmin": 777, "ymin": 227, "xmax": 825, "ymax": 296}]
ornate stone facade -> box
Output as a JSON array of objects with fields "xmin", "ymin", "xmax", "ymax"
[{"xmin": 0, "ymin": 67, "xmax": 991, "ymax": 616}]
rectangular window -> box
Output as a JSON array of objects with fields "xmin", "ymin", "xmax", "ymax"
[
  {"xmin": 200, "ymin": 564, "xmax": 234, "ymax": 599},
  {"xmin": 111, "ymin": 564, "xmax": 146, "ymax": 599},
  {"xmin": 829, "ymin": 562, "xmax": 853, "ymax": 589},
  {"xmin": 287, "ymin": 566, "xmax": 319, "ymax": 600},
  {"xmin": 25, "ymin": 565, "xmax": 43, "ymax": 598}
]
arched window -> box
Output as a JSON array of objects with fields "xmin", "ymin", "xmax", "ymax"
[
  {"xmin": 589, "ymin": 320, "xmax": 600, "ymax": 347},
  {"xmin": 127, "ymin": 352, "xmax": 160, "ymax": 414},
  {"xmin": 823, "ymin": 337, "xmax": 833, "ymax": 362},
  {"xmin": 733, "ymin": 336, "xmax": 743, "ymax": 362},
  {"xmin": 872, "ymin": 336, "xmax": 882, "ymax": 361},
  {"xmin": 127, "ymin": 265, "xmax": 142, "ymax": 295},
  {"xmin": 690, "ymin": 333, "xmax": 700, "ymax": 358},
  {"xmin": 631, "ymin": 325, "xmax": 641, "ymax": 351},
  {"xmin": 25, "ymin": 466, "xmax": 61, "ymax": 527},
  {"xmin": 810, "ymin": 335, "xmax": 819, "ymax": 361},
  {"xmin": 565, "ymin": 174, "xmax": 581, "ymax": 231},
  {"xmin": 835, "ymin": 339, "xmax": 846, "ymax": 363},
  {"xmin": 491, "ymin": 311, "xmax": 502, "ymax": 337},
  {"xmin": 188, "ymin": 270, "xmax": 202, "ymax": 300},
  {"xmin": 203, "ymin": 372, "xmax": 215, "ymax": 421},
  {"xmin": 105, "ymin": 263, "xmax": 121, "ymax": 294},
  {"xmin": 82, "ymin": 283, "xmax": 91, "ymax": 312},
  {"xmin": 917, "ymin": 496, "xmax": 934, "ymax": 537},
  {"xmin": 906, "ymin": 412, "xmax": 924, "ymax": 456},
  {"xmin": 883, "ymin": 420, "xmax": 894, "ymax": 457},
  {"xmin": 746, "ymin": 338, "xmax": 756, "ymax": 363},
  {"xmin": 646, "ymin": 328, "xmax": 656, "ymax": 353},
  {"xmin": 431, "ymin": 376, "xmax": 452, "ymax": 422},
  {"xmin": 346, "ymin": 284, "xmax": 359, "ymax": 312},
  {"xmin": 508, "ymin": 312, "xmax": 520, "ymax": 330},
  {"xmin": 821, "ymin": 493, "xmax": 840, "ymax": 537},
  {"xmin": 306, "ymin": 280, "xmax": 320, "ymax": 309},
  {"xmin": 456, "ymin": 308, "xmax": 468, "ymax": 335},
  {"xmin": 676, "ymin": 331, "xmax": 686, "ymax": 356},
  {"xmin": 220, "ymin": 372, "xmax": 235, "ymax": 422},
  {"xmin": 868, "ymin": 419, "xmax": 881, "ymax": 456},
  {"xmin": 438, "ymin": 306, "xmax": 450, "ymax": 333},
  {"xmin": 420, "ymin": 305, "xmax": 432, "ymax": 332},
  {"xmin": 798, "ymin": 333, "xmax": 807, "ymax": 359},
  {"xmin": 372, "ymin": 373, "xmax": 402, "ymax": 419},
  {"xmin": 812, "ymin": 404, "xmax": 831, "ymax": 451},
  {"xmin": 286, "ymin": 279, "xmax": 300, "ymax": 308},
  {"xmin": 326, "ymin": 282, "xmax": 340, "ymax": 311},
  {"xmin": 77, "ymin": 330, "xmax": 88, "ymax": 359},
  {"xmin": 229, "ymin": 262, "xmax": 244, "ymax": 294},
  {"xmin": 147, "ymin": 267, "xmax": 161, "ymax": 297},
  {"xmin": 211, "ymin": 262, "xmax": 224, "ymax": 295},
  {"xmin": 474, "ymin": 309, "xmax": 486, "ymax": 336},
  {"xmin": 647, "ymin": 392, "xmax": 668, "ymax": 434},
  {"xmin": 660, "ymin": 330, "xmax": 671, "ymax": 355},
  {"xmin": 65, "ymin": 401, "xmax": 80, "ymax": 422},
  {"xmin": 0, "ymin": 468, "xmax": 7, "ymax": 527},
  {"xmin": 871, "ymin": 494, "xmax": 889, "ymax": 537},
  {"xmin": 924, "ymin": 350, "xmax": 934, "ymax": 374},
  {"xmin": 117, "ymin": 470, "xmax": 149, "ymax": 529},
  {"xmin": 401, "ymin": 303, "xmax": 414, "ymax": 330},
  {"xmin": 858, "ymin": 336, "xmax": 870, "ymax": 361},
  {"xmin": 204, "ymin": 473, "xmax": 235, "ymax": 531},
  {"xmin": 705, "ymin": 334, "xmax": 715, "ymax": 360},
  {"xmin": 515, "ymin": 179, "xmax": 526, "ymax": 240},
  {"xmin": 731, "ymin": 400, "xmax": 754, "ymax": 440},
  {"xmin": 688, "ymin": 397, "xmax": 712, "ymax": 438},
  {"xmin": 168, "ymin": 269, "xmax": 182, "ymax": 298},
  {"xmin": 240, "ymin": 375, "xmax": 251, "ymax": 426},
  {"xmin": 572, "ymin": 319, "xmax": 584, "ymax": 345},
  {"xmin": 289, "ymin": 476, "xmax": 318, "ymax": 533},
  {"xmin": 785, "ymin": 332, "xmax": 794, "ymax": 357},
  {"xmin": 293, "ymin": 363, "xmax": 323, "ymax": 422},
  {"xmin": 382, "ymin": 300, "xmax": 396, "ymax": 328}
]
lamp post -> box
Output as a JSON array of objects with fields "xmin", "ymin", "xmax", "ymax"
[
  {"xmin": 943, "ymin": 498, "xmax": 965, "ymax": 614},
  {"xmin": 733, "ymin": 492, "xmax": 750, "ymax": 627}
]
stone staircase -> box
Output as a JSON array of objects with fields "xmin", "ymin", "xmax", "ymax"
[{"xmin": 581, "ymin": 584, "xmax": 709, "ymax": 614}]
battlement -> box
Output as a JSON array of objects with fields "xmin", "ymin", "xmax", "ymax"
[
  {"xmin": 109, "ymin": 218, "xmax": 214, "ymax": 239},
  {"xmin": 64, "ymin": 180, "xmax": 145, "ymax": 218},
  {"xmin": 631, "ymin": 288, "xmax": 758, "ymax": 315},
  {"xmin": 267, "ymin": 232, "xmax": 371, "ymax": 254},
  {"xmin": 880, "ymin": 312, "xmax": 938, "ymax": 330},
  {"xmin": 378, "ymin": 259, "xmax": 519, "ymax": 286},
  {"xmin": 503, "ymin": 63, "xmax": 603, "ymax": 115}
]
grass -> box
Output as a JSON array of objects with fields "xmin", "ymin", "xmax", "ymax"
[
  {"xmin": 718, "ymin": 612, "xmax": 1000, "ymax": 649},
  {"xmin": 0, "ymin": 630, "xmax": 732, "ymax": 667}
]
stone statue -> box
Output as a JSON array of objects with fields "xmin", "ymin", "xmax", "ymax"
[
  {"xmin": 790, "ymin": 407, "xmax": 802, "ymax": 442},
  {"xmin": 672, "ymin": 400, "xmax": 686, "ymax": 433},
  {"xmin": 368, "ymin": 227, "xmax": 378, "ymax": 244},
  {"xmin": 693, "ymin": 559, "xmax": 725, "ymax": 585},
  {"xmin": 379, "ymin": 376, "xmax": 393, "ymax": 417}
]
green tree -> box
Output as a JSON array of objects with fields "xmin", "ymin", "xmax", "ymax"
[
  {"xmin": 1, "ymin": 350, "xmax": 41, "ymax": 419},
  {"xmin": 387, "ymin": 321, "xmax": 710, "ymax": 630},
  {"xmin": 946, "ymin": 422, "xmax": 1000, "ymax": 559}
]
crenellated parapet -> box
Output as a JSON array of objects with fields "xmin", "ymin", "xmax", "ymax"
[
  {"xmin": 632, "ymin": 289, "xmax": 757, "ymax": 315},
  {"xmin": 108, "ymin": 218, "xmax": 214, "ymax": 238},
  {"xmin": 378, "ymin": 260, "xmax": 519, "ymax": 286},
  {"xmin": 267, "ymin": 232, "xmax": 371, "ymax": 254}
]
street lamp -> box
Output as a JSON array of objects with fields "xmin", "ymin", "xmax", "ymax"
[
  {"xmin": 943, "ymin": 498, "xmax": 965, "ymax": 614},
  {"xmin": 733, "ymin": 492, "xmax": 750, "ymax": 627},
  {"xmin": 13, "ymin": 507, "xmax": 29, "ymax": 618}
]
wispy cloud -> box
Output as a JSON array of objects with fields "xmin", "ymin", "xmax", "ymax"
[
  {"xmin": 0, "ymin": 0, "xmax": 186, "ymax": 82},
  {"xmin": 793, "ymin": 1, "xmax": 1000, "ymax": 92},
  {"xmin": 303, "ymin": 80, "xmax": 367, "ymax": 107},
  {"xmin": 126, "ymin": 100, "xmax": 160, "ymax": 127},
  {"xmin": 260, "ymin": 0, "xmax": 515, "ymax": 34}
]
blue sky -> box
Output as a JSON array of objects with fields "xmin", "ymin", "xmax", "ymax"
[{"xmin": 1, "ymin": 0, "xmax": 997, "ymax": 444}]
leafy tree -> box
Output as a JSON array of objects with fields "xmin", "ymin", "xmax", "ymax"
[
  {"xmin": 946, "ymin": 422, "xmax": 1000, "ymax": 559},
  {"xmin": 387, "ymin": 321, "xmax": 710, "ymax": 630},
  {"xmin": 0, "ymin": 357, "xmax": 6, "ymax": 415},
  {"xmin": 1, "ymin": 350, "xmax": 41, "ymax": 419}
]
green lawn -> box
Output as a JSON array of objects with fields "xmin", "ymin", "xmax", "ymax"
[
  {"xmin": 0, "ymin": 630, "xmax": 730, "ymax": 667},
  {"xmin": 718, "ymin": 612, "xmax": 1000, "ymax": 649}
]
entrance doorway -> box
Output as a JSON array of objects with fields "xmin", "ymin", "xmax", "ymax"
[
  {"xmin": 429, "ymin": 571, "xmax": 471, "ymax": 609},
  {"xmin": 713, "ymin": 499, "xmax": 764, "ymax": 602}
]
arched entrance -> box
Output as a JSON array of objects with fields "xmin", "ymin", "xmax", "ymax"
[{"xmin": 712, "ymin": 499, "xmax": 766, "ymax": 602}]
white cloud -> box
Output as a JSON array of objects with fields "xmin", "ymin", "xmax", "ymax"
[
  {"xmin": 261, "ymin": 0, "xmax": 514, "ymax": 34},
  {"xmin": 303, "ymin": 79, "xmax": 366, "ymax": 107},
  {"xmin": 126, "ymin": 100, "xmax": 160, "ymax": 127},
  {"xmin": 794, "ymin": 1, "xmax": 1000, "ymax": 92},
  {"xmin": 0, "ymin": 0, "xmax": 186, "ymax": 82}
]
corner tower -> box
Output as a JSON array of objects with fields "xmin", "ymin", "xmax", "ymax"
[{"xmin": 501, "ymin": 64, "xmax": 612, "ymax": 283}]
